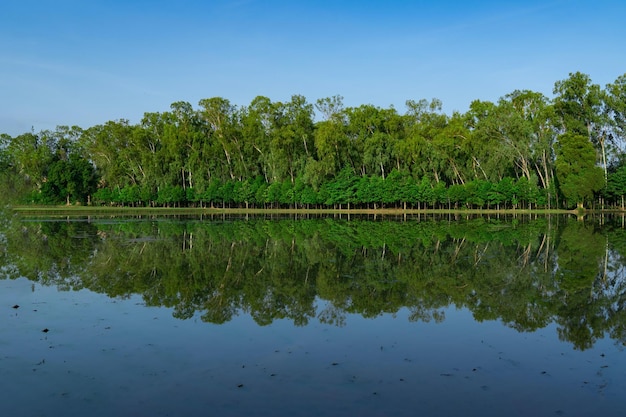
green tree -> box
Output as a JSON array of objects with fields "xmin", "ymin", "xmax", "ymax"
[
  {"xmin": 6, "ymin": 131, "xmax": 54, "ymax": 192},
  {"xmin": 507, "ymin": 90, "xmax": 557, "ymax": 208},
  {"xmin": 269, "ymin": 95, "xmax": 315, "ymax": 183},
  {"xmin": 309, "ymin": 119, "xmax": 348, "ymax": 185},
  {"xmin": 240, "ymin": 96, "xmax": 273, "ymax": 182},
  {"xmin": 430, "ymin": 112, "xmax": 472, "ymax": 185},
  {"xmin": 344, "ymin": 104, "xmax": 404, "ymax": 179},
  {"xmin": 606, "ymin": 162, "xmax": 626, "ymax": 208},
  {"xmin": 555, "ymin": 133, "xmax": 604, "ymax": 208},
  {"xmin": 396, "ymin": 98, "xmax": 446, "ymax": 180},
  {"xmin": 553, "ymin": 72, "xmax": 609, "ymax": 184},
  {"xmin": 198, "ymin": 97, "xmax": 241, "ymax": 182},
  {"xmin": 81, "ymin": 120, "xmax": 143, "ymax": 190},
  {"xmin": 325, "ymin": 167, "xmax": 358, "ymax": 208},
  {"xmin": 166, "ymin": 101, "xmax": 206, "ymax": 191},
  {"xmin": 0, "ymin": 134, "xmax": 29, "ymax": 203},
  {"xmin": 604, "ymin": 73, "xmax": 626, "ymax": 175},
  {"xmin": 465, "ymin": 100, "xmax": 517, "ymax": 182}
]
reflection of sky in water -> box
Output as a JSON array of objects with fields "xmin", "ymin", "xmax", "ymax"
[{"xmin": 1, "ymin": 277, "xmax": 624, "ymax": 417}]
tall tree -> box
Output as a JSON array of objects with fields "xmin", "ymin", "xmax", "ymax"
[
  {"xmin": 307, "ymin": 123, "xmax": 341, "ymax": 188},
  {"xmin": 269, "ymin": 95, "xmax": 315, "ymax": 183},
  {"xmin": 555, "ymin": 133, "xmax": 604, "ymax": 208},
  {"xmin": 6, "ymin": 131, "xmax": 54, "ymax": 191},
  {"xmin": 604, "ymin": 73, "xmax": 626, "ymax": 155},
  {"xmin": 430, "ymin": 111, "xmax": 472, "ymax": 185},
  {"xmin": 398, "ymin": 98, "xmax": 447, "ymax": 179},
  {"xmin": 465, "ymin": 99, "xmax": 518, "ymax": 182},
  {"xmin": 80, "ymin": 120, "xmax": 139, "ymax": 189},
  {"xmin": 198, "ymin": 97, "xmax": 240, "ymax": 181},
  {"xmin": 168, "ymin": 101, "xmax": 205, "ymax": 190},
  {"xmin": 0, "ymin": 133, "xmax": 29, "ymax": 203},
  {"xmin": 506, "ymin": 90, "xmax": 557, "ymax": 199},
  {"xmin": 344, "ymin": 104, "xmax": 400, "ymax": 179},
  {"xmin": 553, "ymin": 72, "xmax": 609, "ymax": 182},
  {"xmin": 240, "ymin": 96, "xmax": 273, "ymax": 181}
]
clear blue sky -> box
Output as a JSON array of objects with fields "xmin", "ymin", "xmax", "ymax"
[{"xmin": 1, "ymin": 0, "xmax": 625, "ymax": 136}]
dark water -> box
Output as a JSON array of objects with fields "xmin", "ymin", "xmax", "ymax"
[{"xmin": 1, "ymin": 213, "xmax": 625, "ymax": 416}]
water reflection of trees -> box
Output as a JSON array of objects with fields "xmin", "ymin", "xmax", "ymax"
[{"xmin": 2, "ymin": 214, "xmax": 626, "ymax": 350}]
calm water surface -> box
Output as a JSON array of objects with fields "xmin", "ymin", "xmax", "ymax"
[{"xmin": 1, "ymin": 214, "xmax": 625, "ymax": 416}]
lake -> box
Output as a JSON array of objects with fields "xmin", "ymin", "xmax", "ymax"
[{"xmin": 1, "ymin": 213, "xmax": 625, "ymax": 416}]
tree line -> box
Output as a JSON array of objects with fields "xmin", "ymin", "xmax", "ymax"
[{"xmin": 1, "ymin": 71, "xmax": 626, "ymax": 209}]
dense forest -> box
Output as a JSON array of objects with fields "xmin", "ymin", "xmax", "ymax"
[{"xmin": 1, "ymin": 71, "xmax": 625, "ymax": 210}]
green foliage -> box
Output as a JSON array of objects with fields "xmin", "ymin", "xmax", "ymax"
[
  {"xmin": 325, "ymin": 168, "xmax": 358, "ymax": 206},
  {"xmin": 605, "ymin": 74, "xmax": 626, "ymax": 144},
  {"xmin": 553, "ymin": 72, "xmax": 604, "ymax": 138},
  {"xmin": 3, "ymin": 71, "xmax": 626, "ymax": 208},
  {"xmin": 555, "ymin": 133, "xmax": 605, "ymax": 208},
  {"xmin": 606, "ymin": 162, "xmax": 626, "ymax": 206}
]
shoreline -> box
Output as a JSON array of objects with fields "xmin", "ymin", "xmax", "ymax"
[{"xmin": 10, "ymin": 205, "xmax": 622, "ymax": 217}]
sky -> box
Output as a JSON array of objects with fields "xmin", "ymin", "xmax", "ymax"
[{"xmin": 1, "ymin": 0, "xmax": 625, "ymax": 136}]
